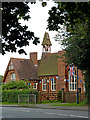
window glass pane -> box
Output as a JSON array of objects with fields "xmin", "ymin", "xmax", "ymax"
[
  {"xmin": 75, "ymin": 84, "xmax": 76, "ymax": 89},
  {"xmin": 51, "ymin": 78, "xmax": 56, "ymax": 91},
  {"xmin": 72, "ymin": 84, "xmax": 74, "ymax": 90},
  {"xmin": 54, "ymin": 85, "xmax": 56, "ymax": 90},
  {"xmin": 72, "ymin": 76, "xmax": 74, "ymax": 82},
  {"xmin": 43, "ymin": 78, "xmax": 46, "ymax": 90},
  {"xmin": 75, "ymin": 77, "xmax": 76, "ymax": 82},
  {"xmin": 54, "ymin": 79, "xmax": 56, "ymax": 83},
  {"xmin": 33, "ymin": 83, "xmax": 36, "ymax": 89}
]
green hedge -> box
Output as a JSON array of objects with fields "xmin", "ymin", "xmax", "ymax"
[
  {"xmin": 2, "ymin": 80, "xmax": 28, "ymax": 90},
  {"xmin": 2, "ymin": 89, "xmax": 38, "ymax": 103}
]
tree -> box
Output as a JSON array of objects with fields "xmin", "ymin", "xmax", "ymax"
[
  {"xmin": 47, "ymin": 2, "xmax": 90, "ymax": 98},
  {"xmin": 0, "ymin": 75, "xmax": 3, "ymax": 83},
  {"xmin": 61, "ymin": 23, "xmax": 90, "ymax": 96},
  {"xmin": 2, "ymin": 2, "xmax": 40, "ymax": 55},
  {"xmin": 47, "ymin": 2, "xmax": 90, "ymax": 69},
  {"xmin": 47, "ymin": 2, "xmax": 89, "ymax": 32}
]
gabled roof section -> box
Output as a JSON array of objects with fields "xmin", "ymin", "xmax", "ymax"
[
  {"xmin": 11, "ymin": 58, "xmax": 38, "ymax": 80},
  {"xmin": 42, "ymin": 32, "xmax": 52, "ymax": 46},
  {"xmin": 38, "ymin": 53, "xmax": 58, "ymax": 76},
  {"xmin": 2, "ymin": 58, "xmax": 39, "ymax": 82}
]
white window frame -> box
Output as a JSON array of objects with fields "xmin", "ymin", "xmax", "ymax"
[
  {"xmin": 11, "ymin": 73, "xmax": 16, "ymax": 81},
  {"xmin": 69, "ymin": 70, "xmax": 77, "ymax": 91},
  {"xmin": 33, "ymin": 83, "xmax": 37, "ymax": 89},
  {"xmin": 9, "ymin": 61, "xmax": 13, "ymax": 70},
  {"xmin": 51, "ymin": 78, "xmax": 56, "ymax": 91},
  {"xmin": 42, "ymin": 78, "xmax": 47, "ymax": 91}
]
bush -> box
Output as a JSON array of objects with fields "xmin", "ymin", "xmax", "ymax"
[
  {"xmin": 57, "ymin": 90, "xmax": 62, "ymax": 101},
  {"xmin": 2, "ymin": 80, "xmax": 28, "ymax": 90},
  {"xmin": 2, "ymin": 89, "xmax": 38, "ymax": 103}
]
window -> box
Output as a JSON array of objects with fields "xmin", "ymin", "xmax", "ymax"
[
  {"xmin": 69, "ymin": 70, "xmax": 76, "ymax": 91},
  {"xmin": 33, "ymin": 83, "xmax": 37, "ymax": 89},
  {"xmin": 9, "ymin": 61, "xmax": 13, "ymax": 70},
  {"xmin": 42, "ymin": 78, "xmax": 47, "ymax": 91},
  {"xmin": 51, "ymin": 78, "xmax": 56, "ymax": 91},
  {"xmin": 11, "ymin": 73, "xmax": 16, "ymax": 81}
]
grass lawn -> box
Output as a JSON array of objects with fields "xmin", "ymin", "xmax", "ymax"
[
  {"xmin": 51, "ymin": 101, "xmax": 88, "ymax": 106},
  {"xmin": 1, "ymin": 99, "xmax": 88, "ymax": 107}
]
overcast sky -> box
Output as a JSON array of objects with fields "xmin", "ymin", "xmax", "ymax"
[{"xmin": 0, "ymin": 1, "xmax": 63, "ymax": 76}]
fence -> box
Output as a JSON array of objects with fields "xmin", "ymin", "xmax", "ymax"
[{"xmin": 18, "ymin": 94, "xmax": 36, "ymax": 104}]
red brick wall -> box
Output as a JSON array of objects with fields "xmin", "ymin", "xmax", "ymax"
[
  {"xmin": 39, "ymin": 76, "xmax": 66, "ymax": 93},
  {"xmin": 64, "ymin": 92, "xmax": 86, "ymax": 103},
  {"xmin": 5, "ymin": 70, "xmax": 20, "ymax": 83}
]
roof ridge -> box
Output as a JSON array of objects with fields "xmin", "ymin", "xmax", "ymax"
[{"xmin": 11, "ymin": 57, "xmax": 29, "ymax": 60}]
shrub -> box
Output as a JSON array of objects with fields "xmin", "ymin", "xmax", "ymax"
[
  {"xmin": 2, "ymin": 89, "xmax": 38, "ymax": 103},
  {"xmin": 57, "ymin": 90, "xmax": 62, "ymax": 101},
  {"xmin": 2, "ymin": 80, "xmax": 28, "ymax": 90}
]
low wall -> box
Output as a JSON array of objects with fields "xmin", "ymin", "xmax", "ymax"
[{"xmin": 63, "ymin": 92, "xmax": 86, "ymax": 103}]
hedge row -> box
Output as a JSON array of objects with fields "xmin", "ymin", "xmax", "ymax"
[{"xmin": 2, "ymin": 89, "xmax": 38, "ymax": 103}]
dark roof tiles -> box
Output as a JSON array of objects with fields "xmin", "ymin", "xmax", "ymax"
[{"xmin": 11, "ymin": 58, "xmax": 38, "ymax": 80}]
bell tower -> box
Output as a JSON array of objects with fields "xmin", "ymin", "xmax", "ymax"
[{"xmin": 42, "ymin": 32, "xmax": 52, "ymax": 53}]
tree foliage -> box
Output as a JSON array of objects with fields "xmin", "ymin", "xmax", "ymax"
[
  {"xmin": 48, "ymin": 2, "xmax": 89, "ymax": 32},
  {"xmin": 0, "ymin": 75, "xmax": 3, "ymax": 83},
  {"xmin": 47, "ymin": 2, "xmax": 90, "ymax": 71},
  {"xmin": 2, "ymin": 80, "xmax": 28, "ymax": 90},
  {"xmin": 2, "ymin": 2, "xmax": 40, "ymax": 55}
]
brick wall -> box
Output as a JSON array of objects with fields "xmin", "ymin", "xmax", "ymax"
[
  {"xmin": 5, "ymin": 70, "xmax": 20, "ymax": 83},
  {"xmin": 30, "ymin": 52, "xmax": 37, "ymax": 65},
  {"xmin": 63, "ymin": 92, "xmax": 86, "ymax": 103}
]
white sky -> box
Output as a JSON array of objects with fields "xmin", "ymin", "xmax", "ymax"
[{"xmin": 0, "ymin": 1, "xmax": 63, "ymax": 76}]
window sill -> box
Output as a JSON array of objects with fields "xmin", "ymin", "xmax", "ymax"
[
  {"xmin": 69, "ymin": 90, "xmax": 76, "ymax": 91},
  {"xmin": 51, "ymin": 90, "xmax": 56, "ymax": 91},
  {"xmin": 42, "ymin": 90, "xmax": 47, "ymax": 91}
]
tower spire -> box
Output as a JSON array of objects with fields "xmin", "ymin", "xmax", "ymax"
[{"xmin": 42, "ymin": 32, "xmax": 52, "ymax": 53}]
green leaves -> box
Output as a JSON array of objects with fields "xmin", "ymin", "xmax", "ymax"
[
  {"xmin": 42, "ymin": 2, "xmax": 47, "ymax": 7},
  {"xmin": 48, "ymin": 2, "xmax": 90, "ymax": 71},
  {"xmin": 2, "ymin": 2, "xmax": 40, "ymax": 55},
  {"xmin": 48, "ymin": 2, "xmax": 90, "ymax": 31},
  {"xmin": 62, "ymin": 23, "xmax": 90, "ymax": 70},
  {"xmin": 2, "ymin": 80, "xmax": 28, "ymax": 90}
]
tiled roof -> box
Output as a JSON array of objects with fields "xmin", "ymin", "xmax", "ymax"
[
  {"xmin": 42, "ymin": 32, "xmax": 52, "ymax": 45},
  {"xmin": 38, "ymin": 53, "xmax": 58, "ymax": 76},
  {"xmin": 11, "ymin": 58, "xmax": 39, "ymax": 80}
]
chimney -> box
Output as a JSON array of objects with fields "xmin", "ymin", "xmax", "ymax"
[{"xmin": 30, "ymin": 52, "xmax": 37, "ymax": 65}]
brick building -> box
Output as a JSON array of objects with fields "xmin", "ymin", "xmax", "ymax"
[{"xmin": 2, "ymin": 32, "xmax": 85, "ymax": 93}]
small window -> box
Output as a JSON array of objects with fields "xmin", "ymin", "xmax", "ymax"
[
  {"xmin": 33, "ymin": 83, "xmax": 37, "ymax": 89},
  {"xmin": 11, "ymin": 73, "xmax": 16, "ymax": 81},
  {"xmin": 51, "ymin": 78, "xmax": 56, "ymax": 91},
  {"xmin": 42, "ymin": 78, "xmax": 47, "ymax": 91},
  {"xmin": 9, "ymin": 61, "xmax": 13, "ymax": 70}
]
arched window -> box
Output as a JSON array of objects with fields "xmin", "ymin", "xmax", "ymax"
[{"xmin": 68, "ymin": 70, "xmax": 76, "ymax": 91}]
